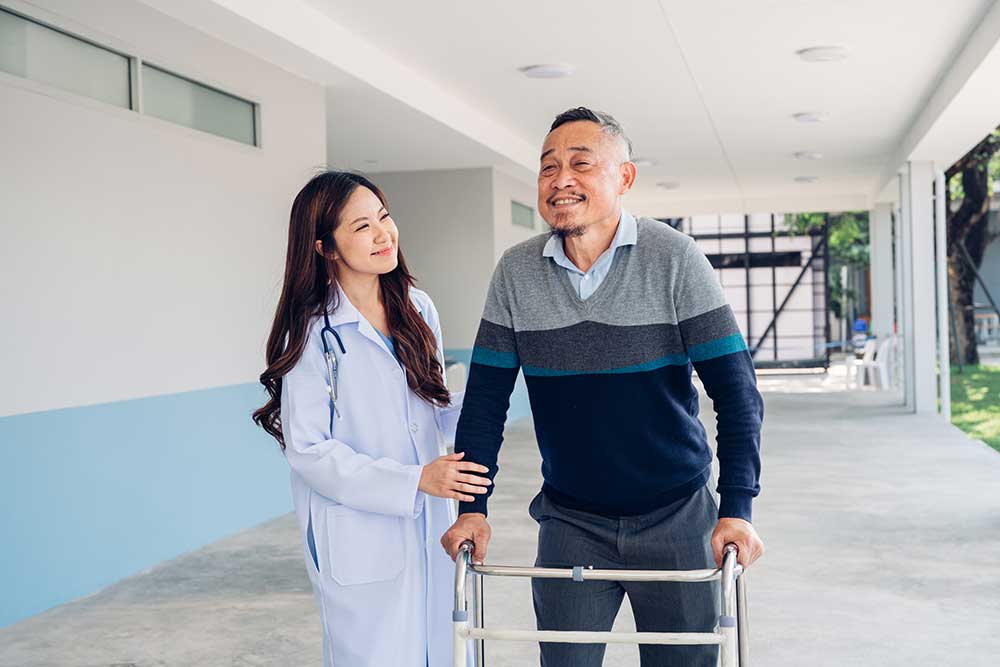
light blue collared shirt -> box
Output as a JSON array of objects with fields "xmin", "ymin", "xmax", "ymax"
[{"xmin": 542, "ymin": 210, "xmax": 638, "ymax": 300}]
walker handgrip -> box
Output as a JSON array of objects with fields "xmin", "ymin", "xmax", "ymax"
[{"xmin": 457, "ymin": 540, "xmax": 474, "ymax": 559}]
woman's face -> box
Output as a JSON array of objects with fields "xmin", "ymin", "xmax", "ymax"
[{"xmin": 330, "ymin": 185, "xmax": 399, "ymax": 277}]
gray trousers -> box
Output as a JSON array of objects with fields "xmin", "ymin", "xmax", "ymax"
[{"xmin": 529, "ymin": 486, "xmax": 720, "ymax": 667}]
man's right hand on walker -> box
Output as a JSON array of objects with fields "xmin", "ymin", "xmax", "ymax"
[{"xmin": 442, "ymin": 513, "xmax": 491, "ymax": 564}]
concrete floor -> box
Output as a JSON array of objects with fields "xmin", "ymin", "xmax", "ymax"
[{"xmin": 3, "ymin": 369, "xmax": 1000, "ymax": 666}]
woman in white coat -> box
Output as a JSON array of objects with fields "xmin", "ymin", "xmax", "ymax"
[{"xmin": 254, "ymin": 171, "xmax": 487, "ymax": 666}]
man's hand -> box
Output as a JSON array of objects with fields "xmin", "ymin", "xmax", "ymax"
[
  {"xmin": 441, "ymin": 513, "xmax": 492, "ymax": 563},
  {"xmin": 711, "ymin": 518, "xmax": 764, "ymax": 568}
]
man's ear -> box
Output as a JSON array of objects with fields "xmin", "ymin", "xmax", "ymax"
[{"xmin": 619, "ymin": 160, "xmax": 637, "ymax": 194}]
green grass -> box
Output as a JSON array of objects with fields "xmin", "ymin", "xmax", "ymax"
[{"xmin": 950, "ymin": 364, "xmax": 1000, "ymax": 453}]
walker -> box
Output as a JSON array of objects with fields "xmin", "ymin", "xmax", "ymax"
[{"xmin": 453, "ymin": 541, "xmax": 750, "ymax": 666}]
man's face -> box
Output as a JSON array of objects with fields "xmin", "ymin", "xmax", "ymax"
[{"xmin": 537, "ymin": 120, "xmax": 634, "ymax": 237}]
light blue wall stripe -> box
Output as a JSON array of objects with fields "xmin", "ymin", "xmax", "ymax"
[
  {"xmin": 688, "ymin": 333, "xmax": 749, "ymax": 362},
  {"xmin": 0, "ymin": 383, "xmax": 291, "ymax": 628}
]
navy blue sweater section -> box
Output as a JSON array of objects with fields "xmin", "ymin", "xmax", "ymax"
[{"xmin": 456, "ymin": 315, "xmax": 763, "ymax": 521}]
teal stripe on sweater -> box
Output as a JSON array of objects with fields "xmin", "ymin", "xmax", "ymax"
[
  {"xmin": 523, "ymin": 353, "xmax": 690, "ymax": 377},
  {"xmin": 687, "ymin": 333, "xmax": 748, "ymax": 362},
  {"xmin": 471, "ymin": 347, "xmax": 519, "ymax": 369}
]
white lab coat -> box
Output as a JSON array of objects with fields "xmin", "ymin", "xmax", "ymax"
[{"xmin": 281, "ymin": 285, "xmax": 470, "ymax": 667}]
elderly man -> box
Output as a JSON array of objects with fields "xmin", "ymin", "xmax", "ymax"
[{"xmin": 442, "ymin": 107, "xmax": 765, "ymax": 666}]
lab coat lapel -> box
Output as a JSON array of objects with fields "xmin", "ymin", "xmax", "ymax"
[{"xmin": 329, "ymin": 283, "xmax": 430, "ymax": 361}]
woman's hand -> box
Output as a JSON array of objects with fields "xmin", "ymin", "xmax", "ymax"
[{"xmin": 419, "ymin": 452, "xmax": 491, "ymax": 501}]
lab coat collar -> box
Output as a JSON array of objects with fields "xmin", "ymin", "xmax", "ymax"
[{"xmin": 323, "ymin": 283, "xmax": 427, "ymax": 351}]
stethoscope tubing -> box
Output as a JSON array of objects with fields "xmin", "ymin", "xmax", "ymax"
[{"xmin": 321, "ymin": 311, "xmax": 346, "ymax": 419}]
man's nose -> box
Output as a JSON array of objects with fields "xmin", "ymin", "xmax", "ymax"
[{"xmin": 551, "ymin": 168, "xmax": 576, "ymax": 190}]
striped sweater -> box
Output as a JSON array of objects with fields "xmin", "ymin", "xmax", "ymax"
[{"xmin": 455, "ymin": 217, "xmax": 764, "ymax": 522}]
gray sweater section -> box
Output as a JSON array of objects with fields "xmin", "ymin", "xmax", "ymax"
[{"xmin": 485, "ymin": 217, "xmax": 728, "ymax": 333}]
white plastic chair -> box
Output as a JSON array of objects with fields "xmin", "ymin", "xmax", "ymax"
[
  {"xmin": 855, "ymin": 336, "xmax": 894, "ymax": 389},
  {"xmin": 852, "ymin": 339, "xmax": 878, "ymax": 388},
  {"xmin": 872, "ymin": 336, "xmax": 894, "ymax": 388}
]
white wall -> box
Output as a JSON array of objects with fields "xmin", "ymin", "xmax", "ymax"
[
  {"xmin": 0, "ymin": 0, "xmax": 326, "ymax": 417},
  {"xmin": 371, "ymin": 167, "xmax": 540, "ymax": 349},
  {"xmin": 973, "ymin": 209, "xmax": 999, "ymax": 309},
  {"xmin": 373, "ymin": 168, "xmax": 496, "ymax": 349},
  {"xmin": 492, "ymin": 167, "xmax": 543, "ymax": 263}
]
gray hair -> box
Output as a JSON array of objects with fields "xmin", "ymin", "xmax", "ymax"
[{"xmin": 549, "ymin": 107, "xmax": 632, "ymax": 160}]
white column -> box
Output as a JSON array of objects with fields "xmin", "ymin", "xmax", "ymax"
[
  {"xmin": 935, "ymin": 170, "xmax": 951, "ymax": 420},
  {"xmin": 869, "ymin": 203, "xmax": 895, "ymax": 338},
  {"xmin": 904, "ymin": 161, "xmax": 939, "ymax": 415},
  {"xmin": 893, "ymin": 205, "xmax": 904, "ymax": 395},
  {"xmin": 898, "ymin": 173, "xmax": 915, "ymax": 411}
]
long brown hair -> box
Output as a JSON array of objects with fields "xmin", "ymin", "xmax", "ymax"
[{"xmin": 253, "ymin": 171, "xmax": 450, "ymax": 449}]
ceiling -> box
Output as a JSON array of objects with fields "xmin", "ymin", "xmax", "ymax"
[{"xmin": 143, "ymin": 0, "xmax": 1000, "ymax": 215}]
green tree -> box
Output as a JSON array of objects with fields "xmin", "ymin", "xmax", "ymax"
[
  {"xmin": 946, "ymin": 128, "xmax": 1000, "ymax": 365},
  {"xmin": 787, "ymin": 211, "xmax": 870, "ymax": 320}
]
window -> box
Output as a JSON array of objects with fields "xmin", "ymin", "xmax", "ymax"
[
  {"xmin": 142, "ymin": 64, "xmax": 256, "ymax": 146},
  {"xmin": 0, "ymin": 6, "xmax": 259, "ymax": 146},
  {"xmin": 0, "ymin": 7, "xmax": 130, "ymax": 108},
  {"xmin": 511, "ymin": 200, "xmax": 535, "ymax": 229}
]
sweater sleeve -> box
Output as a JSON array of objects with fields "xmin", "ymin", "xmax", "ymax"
[
  {"xmin": 454, "ymin": 257, "xmax": 521, "ymax": 516},
  {"xmin": 674, "ymin": 240, "xmax": 764, "ymax": 522}
]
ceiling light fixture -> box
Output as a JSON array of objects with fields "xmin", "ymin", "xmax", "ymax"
[
  {"xmin": 794, "ymin": 151, "xmax": 824, "ymax": 160},
  {"xmin": 796, "ymin": 46, "xmax": 849, "ymax": 62},
  {"xmin": 794, "ymin": 176, "xmax": 819, "ymax": 183},
  {"xmin": 517, "ymin": 64, "xmax": 575, "ymax": 79},
  {"xmin": 656, "ymin": 181, "xmax": 680, "ymax": 190},
  {"xmin": 793, "ymin": 112, "xmax": 830, "ymax": 123},
  {"xmin": 632, "ymin": 157, "xmax": 658, "ymax": 167}
]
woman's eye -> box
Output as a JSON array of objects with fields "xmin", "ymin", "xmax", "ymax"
[
  {"xmin": 380, "ymin": 213, "xmax": 390, "ymax": 221},
  {"xmin": 356, "ymin": 223, "xmax": 369, "ymax": 231}
]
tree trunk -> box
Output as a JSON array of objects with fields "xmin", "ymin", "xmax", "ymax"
[
  {"xmin": 949, "ymin": 251, "xmax": 979, "ymax": 365},
  {"xmin": 946, "ymin": 132, "xmax": 998, "ymax": 365}
]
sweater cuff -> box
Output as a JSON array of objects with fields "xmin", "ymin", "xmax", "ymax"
[
  {"xmin": 718, "ymin": 492, "xmax": 753, "ymax": 522},
  {"xmin": 459, "ymin": 496, "xmax": 489, "ymax": 517}
]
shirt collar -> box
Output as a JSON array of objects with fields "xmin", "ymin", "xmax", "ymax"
[{"xmin": 542, "ymin": 209, "xmax": 638, "ymax": 271}]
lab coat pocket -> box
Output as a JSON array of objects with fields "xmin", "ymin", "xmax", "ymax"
[{"xmin": 325, "ymin": 505, "xmax": 405, "ymax": 585}]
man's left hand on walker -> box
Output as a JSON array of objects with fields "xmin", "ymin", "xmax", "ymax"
[{"xmin": 711, "ymin": 518, "xmax": 764, "ymax": 569}]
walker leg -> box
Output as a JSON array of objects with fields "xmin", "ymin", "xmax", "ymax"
[
  {"xmin": 720, "ymin": 547, "xmax": 738, "ymax": 667},
  {"xmin": 737, "ymin": 571, "xmax": 750, "ymax": 667},
  {"xmin": 453, "ymin": 620, "xmax": 468, "ymax": 667},
  {"xmin": 453, "ymin": 544, "xmax": 472, "ymax": 667},
  {"xmin": 472, "ymin": 574, "xmax": 484, "ymax": 666}
]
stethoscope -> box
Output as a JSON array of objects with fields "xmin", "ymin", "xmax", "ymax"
[{"xmin": 320, "ymin": 310, "xmax": 346, "ymax": 420}]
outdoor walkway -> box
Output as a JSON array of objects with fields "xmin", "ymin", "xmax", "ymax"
[{"xmin": 3, "ymin": 371, "xmax": 999, "ymax": 666}]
